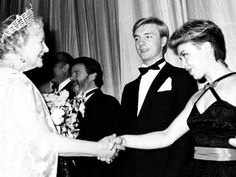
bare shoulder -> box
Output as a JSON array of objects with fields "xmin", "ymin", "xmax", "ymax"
[
  {"xmin": 223, "ymin": 74, "xmax": 236, "ymax": 90},
  {"xmin": 220, "ymin": 74, "xmax": 236, "ymax": 105},
  {"xmin": 186, "ymin": 89, "xmax": 204, "ymax": 107}
]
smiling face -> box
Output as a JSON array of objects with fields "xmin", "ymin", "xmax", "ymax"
[
  {"xmin": 134, "ymin": 24, "xmax": 167, "ymax": 65},
  {"xmin": 21, "ymin": 28, "xmax": 49, "ymax": 71},
  {"xmin": 177, "ymin": 42, "xmax": 208, "ymax": 80}
]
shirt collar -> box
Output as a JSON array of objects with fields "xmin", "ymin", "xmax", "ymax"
[
  {"xmin": 84, "ymin": 87, "xmax": 98, "ymax": 96},
  {"xmin": 58, "ymin": 78, "xmax": 71, "ymax": 92},
  {"xmin": 141, "ymin": 58, "xmax": 166, "ymax": 69}
]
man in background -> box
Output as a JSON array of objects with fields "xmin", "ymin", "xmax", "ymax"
[
  {"xmin": 52, "ymin": 52, "xmax": 75, "ymax": 99},
  {"xmin": 71, "ymin": 57, "xmax": 121, "ymax": 177},
  {"xmin": 49, "ymin": 52, "xmax": 77, "ymax": 177}
]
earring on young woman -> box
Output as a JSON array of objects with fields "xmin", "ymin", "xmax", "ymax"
[{"xmin": 20, "ymin": 58, "xmax": 25, "ymax": 63}]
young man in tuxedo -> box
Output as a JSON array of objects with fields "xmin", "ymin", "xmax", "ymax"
[
  {"xmin": 52, "ymin": 52, "xmax": 75, "ymax": 99},
  {"xmin": 71, "ymin": 57, "xmax": 121, "ymax": 177},
  {"xmin": 120, "ymin": 17, "xmax": 198, "ymax": 177}
]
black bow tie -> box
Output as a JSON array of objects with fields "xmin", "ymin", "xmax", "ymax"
[{"xmin": 138, "ymin": 58, "xmax": 165, "ymax": 75}]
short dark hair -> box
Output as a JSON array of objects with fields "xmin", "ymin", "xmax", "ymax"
[
  {"xmin": 72, "ymin": 57, "xmax": 104, "ymax": 88},
  {"xmin": 132, "ymin": 17, "xmax": 169, "ymax": 54},
  {"xmin": 54, "ymin": 52, "xmax": 73, "ymax": 66},
  {"xmin": 168, "ymin": 19, "xmax": 226, "ymax": 63},
  {"xmin": 53, "ymin": 52, "xmax": 74, "ymax": 74}
]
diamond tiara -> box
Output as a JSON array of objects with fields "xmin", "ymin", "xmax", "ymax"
[{"xmin": 1, "ymin": 5, "xmax": 35, "ymax": 41}]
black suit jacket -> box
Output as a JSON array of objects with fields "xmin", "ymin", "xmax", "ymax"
[
  {"xmin": 120, "ymin": 63, "xmax": 198, "ymax": 177},
  {"xmin": 76, "ymin": 89, "xmax": 121, "ymax": 177}
]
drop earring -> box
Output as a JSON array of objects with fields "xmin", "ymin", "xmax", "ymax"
[{"xmin": 20, "ymin": 58, "xmax": 25, "ymax": 63}]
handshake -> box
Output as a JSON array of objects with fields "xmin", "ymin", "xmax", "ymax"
[{"xmin": 96, "ymin": 134, "xmax": 126, "ymax": 164}]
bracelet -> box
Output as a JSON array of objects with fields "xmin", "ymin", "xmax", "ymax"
[{"xmin": 120, "ymin": 136, "xmax": 126, "ymax": 146}]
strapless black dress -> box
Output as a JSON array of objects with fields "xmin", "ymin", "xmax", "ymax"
[{"xmin": 184, "ymin": 73, "xmax": 236, "ymax": 177}]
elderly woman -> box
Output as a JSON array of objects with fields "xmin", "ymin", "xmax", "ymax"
[
  {"xmin": 0, "ymin": 6, "xmax": 118, "ymax": 177},
  {"xmin": 117, "ymin": 19, "xmax": 236, "ymax": 177}
]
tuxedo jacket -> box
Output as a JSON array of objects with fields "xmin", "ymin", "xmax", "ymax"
[
  {"xmin": 75, "ymin": 89, "xmax": 121, "ymax": 177},
  {"xmin": 120, "ymin": 62, "xmax": 198, "ymax": 177}
]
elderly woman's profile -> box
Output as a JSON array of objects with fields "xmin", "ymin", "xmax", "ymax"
[{"xmin": 0, "ymin": 5, "xmax": 119, "ymax": 177}]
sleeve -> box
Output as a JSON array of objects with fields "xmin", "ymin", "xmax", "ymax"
[
  {"xmin": 93, "ymin": 95, "xmax": 122, "ymax": 139},
  {"xmin": 0, "ymin": 75, "xmax": 58, "ymax": 177},
  {"xmin": 120, "ymin": 85, "xmax": 130, "ymax": 134},
  {"xmin": 120, "ymin": 83, "xmax": 137, "ymax": 134},
  {"xmin": 105, "ymin": 96, "xmax": 122, "ymax": 135}
]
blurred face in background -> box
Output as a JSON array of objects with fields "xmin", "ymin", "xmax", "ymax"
[
  {"xmin": 52, "ymin": 62, "xmax": 70, "ymax": 84},
  {"xmin": 53, "ymin": 63, "xmax": 65, "ymax": 78}
]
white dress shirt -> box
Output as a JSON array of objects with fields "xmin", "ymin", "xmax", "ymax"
[{"xmin": 137, "ymin": 61, "xmax": 166, "ymax": 115}]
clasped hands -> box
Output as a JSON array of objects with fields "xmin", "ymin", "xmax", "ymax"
[
  {"xmin": 96, "ymin": 135, "xmax": 236, "ymax": 164},
  {"xmin": 97, "ymin": 134, "xmax": 126, "ymax": 164}
]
